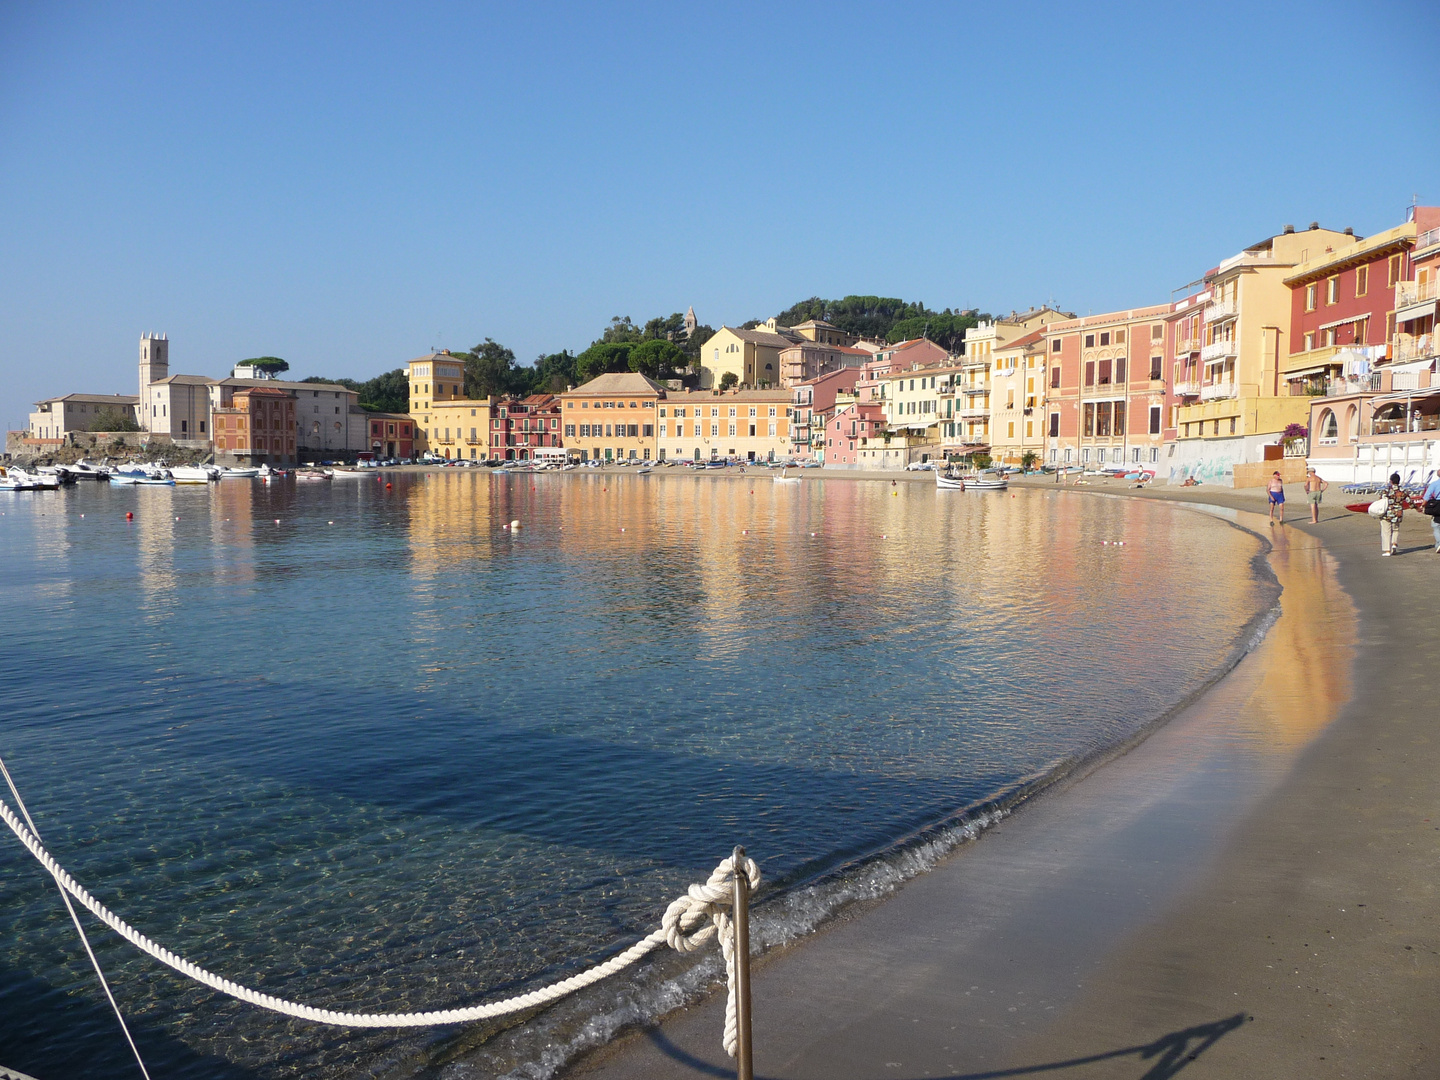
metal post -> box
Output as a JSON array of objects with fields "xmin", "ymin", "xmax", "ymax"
[{"xmin": 732, "ymin": 844, "xmax": 753, "ymax": 1080}]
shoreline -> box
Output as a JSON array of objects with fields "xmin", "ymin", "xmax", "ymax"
[{"xmin": 562, "ymin": 483, "xmax": 1437, "ymax": 1079}]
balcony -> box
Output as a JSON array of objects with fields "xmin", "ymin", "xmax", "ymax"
[
  {"xmin": 1393, "ymin": 333, "xmax": 1436, "ymax": 363},
  {"xmin": 1372, "ymin": 414, "xmax": 1440, "ymax": 435},
  {"xmin": 1415, "ymin": 225, "xmax": 1440, "ymax": 255},
  {"xmin": 958, "ymin": 407, "xmax": 989, "ymax": 418},
  {"xmin": 1200, "ymin": 339, "xmax": 1237, "ymax": 362},
  {"xmin": 1174, "ymin": 380, "xmax": 1201, "ymax": 396},
  {"xmin": 1325, "ymin": 374, "xmax": 1382, "ymax": 396},
  {"xmin": 1174, "ymin": 338, "xmax": 1201, "ymax": 356},
  {"xmin": 1394, "ymin": 279, "xmax": 1437, "ymax": 307},
  {"xmin": 1200, "ymin": 382, "xmax": 1238, "ymax": 401},
  {"xmin": 1205, "ymin": 299, "xmax": 1237, "ymax": 322}
]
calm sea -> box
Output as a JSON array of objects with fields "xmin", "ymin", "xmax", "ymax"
[{"xmin": 0, "ymin": 472, "xmax": 1274, "ymax": 1079}]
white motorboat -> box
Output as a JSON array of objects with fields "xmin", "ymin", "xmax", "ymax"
[
  {"xmin": 296, "ymin": 468, "xmax": 333, "ymax": 481},
  {"xmin": 8, "ymin": 469, "xmax": 59, "ymax": 490},
  {"xmin": 935, "ymin": 470, "xmax": 965, "ymax": 490},
  {"xmin": 0, "ymin": 467, "xmax": 40, "ymax": 491},
  {"xmin": 169, "ymin": 465, "xmax": 220, "ymax": 484},
  {"xmin": 220, "ymin": 467, "xmax": 260, "ymax": 479},
  {"xmin": 966, "ymin": 476, "xmax": 1008, "ymax": 491},
  {"xmin": 329, "ymin": 468, "xmax": 368, "ymax": 479}
]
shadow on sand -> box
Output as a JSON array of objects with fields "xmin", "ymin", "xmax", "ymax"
[{"xmin": 642, "ymin": 1013, "xmax": 1247, "ymax": 1080}]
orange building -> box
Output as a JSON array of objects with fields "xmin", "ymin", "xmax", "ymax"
[{"xmin": 213, "ymin": 387, "xmax": 297, "ymax": 465}]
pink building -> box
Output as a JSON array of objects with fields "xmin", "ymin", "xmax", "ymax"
[
  {"xmin": 791, "ymin": 367, "xmax": 862, "ymax": 458},
  {"xmin": 822, "ymin": 402, "xmax": 886, "ymax": 466}
]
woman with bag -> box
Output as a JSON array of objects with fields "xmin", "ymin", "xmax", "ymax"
[
  {"xmin": 1379, "ymin": 472, "xmax": 1404, "ymax": 556},
  {"xmin": 1422, "ymin": 471, "xmax": 1440, "ymax": 554}
]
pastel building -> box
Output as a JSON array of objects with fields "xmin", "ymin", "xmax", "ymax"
[
  {"xmin": 213, "ymin": 387, "xmax": 297, "ymax": 465},
  {"xmin": 490, "ymin": 394, "xmax": 562, "ymax": 461},
  {"xmin": 560, "ymin": 371, "xmax": 664, "ymax": 461},
  {"xmin": 658, "ymin": 388, "xmax": 793, "ymax": 462},
  {"xmin": 28, "ymin": 394, "xmax": 140, "ymax": 442},
  {"xmin": 1041, "ymin": 305, "xmax": 1173, "ymax": 472},
  {"xmin": 1172, "ymin": 223, "xmax": 1357, "ymax": 482},
  {"xmin": 987, "ymin": 328, "xmax": 1049, "ymax": 465},
  {"xmin": 791, "ymin": 367, "xmax": 863, "ymax": 458},
  {"xmin": 366, "ymin": 413, "xmax": 415, "ymax": 460},
  {"xmin": 821, "ymin": 402, "xmax": 887, "ymax": 467}
]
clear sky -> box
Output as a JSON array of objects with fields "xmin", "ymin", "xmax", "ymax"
[{"xmin": 2, "ymin": 0, "xmax": 1437, "ymax": 427}]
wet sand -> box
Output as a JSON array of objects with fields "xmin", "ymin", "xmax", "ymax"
[{"xmin": 565, "ymin": 486, "xmax": 1438, "ymax": 1079}]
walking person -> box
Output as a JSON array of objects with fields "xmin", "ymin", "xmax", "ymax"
[
  {"xmin": 1422, "ymin": 470, "xmax": 1440, "ymax": 554},
  {"xmin": 1305, "ymin": 468, "xmax": 1329, "ymax": 524},
  {"xmin": 1380, "ymin": 472, "xmax": 1405, "ymax": 556},
  {"xmin": 1267, "ymin": 471, "xmax": 1286, "ymax": 524}
]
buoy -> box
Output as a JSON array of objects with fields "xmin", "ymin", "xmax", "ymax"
[
  {"xmin": 742, "ymin": 529, "xmax": 748, "ymax": 535},
  {"xmin": 881, "ymin": 534, "xmax": 887, "ymax": 539},
  {"xmin": 1102, "ymin": 540, "xmax": 1109, "ymax": 545},
  {"xmin": 328, "ymin": 521, "xmax": 334, "ymax": 525},
  {"xmin": 275, "ymin": 519, "xmax": 281, "ymax": 524},
  {"xmin": 125, "ymin": 512, "xmax": 133, "ymax": 520},
  {"xmin": 621, "ymin": 527, "xmax": 626, "ymax": 532},
  {"xmin": 386, "ymin": 482, "xmax": 392, "ymax": 490},
  {"xmin": 510, "ymin": 519, "xmax": 520, "ymax": 530},
  {"xmin": 175, "ymin": 516, "xmax": 180, "ymax": 521},
  {"xmin": 80, "ymin": 514, "xmax": 84, "ymax": 518},
  {"xmin": 810, "ymin": 531, "xmax": 816, "ymax": 537}
]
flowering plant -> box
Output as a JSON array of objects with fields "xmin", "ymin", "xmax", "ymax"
[{"xmin": 1282, "ymin": 422, "xmax": 1308, "ymax": 439}]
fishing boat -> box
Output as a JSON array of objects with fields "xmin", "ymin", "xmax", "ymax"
[
  {"xmin": 935, "ymin": 469, "xmax": 965, "ymax": 490},
  {"xmin": 221, "ymin": 467, "xmax": 259, "ymax": 479},
  {"xmin": 109, "ymin": 472, "xmax": 175, "ymax": 486},
  {"xmin": 965, "ymin": 475, "xmax": 1008, "ymax": 491},
  {"xmin": 296, "ymin": 468, "xmax": 334, "ymax": 481},
  {"xmin": 329, "ymin": 468, "xmax": 368, "ymax": 479},
  {"xmin": 774, "ymin": 467, "xmax": 801, "ymax": 484}
]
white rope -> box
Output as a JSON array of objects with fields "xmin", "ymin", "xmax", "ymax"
[
  {"xmin": 0, "ymin": 760, "xmax": 152, "ymax": 1079},
  {"xmin": 0, "ymin": 792, "xmax": 759, "ymax": 1051}
]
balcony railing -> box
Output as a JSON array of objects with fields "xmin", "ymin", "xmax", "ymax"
[
  {"xmin": 1174, "ymin": 380, "xmax": 1201, "ymax": 396},
  {"xmin": 1325, "ymin": 374, "xmax": 1383, "ymax": 396},
  {"xmin": 1395, "ymin": 279, "xmax": 1439, "ymax": 307},
  {"xmin": 1393, "ymin": 333, "xmax": 1436, "ymax": 363},
  {"xmin": 1174, "ymin": 338, "xmax": 1200, "ymax": 356},
  {"xmin": 958, "ymin": 407, "xmax": 989, "ymax": 418},
  {"xmin": 1415, "ymin": 225, "xmax": 1440, "ymax": 254},
  {"xmin": 1205, "ymin": 299, "xmax": 1237, "ymax": 322},
  {"xmin": 1372, "ymin": 415, "xmax": 1440, "ymax": 435},
  {"xmin": 1200, "ymin": 339, "xmax": 1237, "ymax": 361},
  {"xmin": 1200, "ymin": 382, "xmax": 1238, "ymax": 401},
  {"xmin": 1392, "ymin": 370, "xmax": 1422, "ymax": 391}
]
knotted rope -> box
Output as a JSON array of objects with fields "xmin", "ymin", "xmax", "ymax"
[{"xmin": 1, "ymin": 793, "xmax": 759, "ymax": 1052}]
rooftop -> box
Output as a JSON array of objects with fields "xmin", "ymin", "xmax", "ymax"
[
  {"xmin": 35, "ymin": 393, "xmax": 139, "ymax": 406},
  {"xmin": 565, "ymin": 371, "xmax": 669, "ymax": 396}
]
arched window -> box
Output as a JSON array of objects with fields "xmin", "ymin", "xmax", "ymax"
[{"xmin": 1318, "ymin": 409, "xmax": 1338, "ymax": 443}]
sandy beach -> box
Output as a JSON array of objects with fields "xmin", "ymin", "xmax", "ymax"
[{"xmin": 566, "ymin": 481, "xmax": 1439, "ymax": 1079}]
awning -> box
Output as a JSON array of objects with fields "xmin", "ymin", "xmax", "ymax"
[
  {"xmin": 1317, "ymin": 313, "xmax": 1367, "ymax": 332},
  {"xmin": 1395, "ymin": 299, "xmax": 1437, "ymax": 325},
  {"xmin": 1367, "ymin": 385, "xmax": 1440, "ymax": 405},
  {"xmin": 889, "ymin": 419, "xmax": 938, "ymax": 430},
  {"xmin": 1283, "ymin": 365, "xmax": 1336, "ymax": 379}
]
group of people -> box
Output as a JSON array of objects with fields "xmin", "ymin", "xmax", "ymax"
[{"xmin": 1268, "ymin": 467, "xmax": 1440, "ymax": 556}]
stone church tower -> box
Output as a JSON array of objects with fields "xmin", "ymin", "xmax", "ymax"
[
  {"xmin": 139, "ymin": 333, "xmax": 168, "ymax": 430},
  {"xmin": 684, "ymin": 306, "xmax": 698, "ymax": 338}
]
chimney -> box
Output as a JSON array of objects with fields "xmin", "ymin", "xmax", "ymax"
[
  {"xmin": 1283, "ymin": 224, "xmax": 1295, "ymax": 234},
  {"xmin": 1309, "ymin": 222, "xmax": 1320, "ymax": 230},
  {"xmin": 1344, "ymin": 227, "xmax": 1354, "ymax": 236}
]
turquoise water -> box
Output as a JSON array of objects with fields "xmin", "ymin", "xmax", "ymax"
[{"xmin": 0, "ymin": 472, "xmax": 1274, "ymax": 1078}]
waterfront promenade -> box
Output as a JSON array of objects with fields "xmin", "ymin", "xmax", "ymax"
[{"xmin": 569, "ymin": 483, "xmax": 1439, "ymax": 1079}]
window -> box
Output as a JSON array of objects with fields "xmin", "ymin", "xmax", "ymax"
[
  {"xmin": 1149, "ymin": 355, "xmax": 1162, "ymax": 380},
  {"xmin": 1149, "ymin": 406, "xmax": 1161, "ymax": 435},
  {"xmin": 1083, "ymin": 402, "xmax": 1095, "ymax": 437},
  {"xmin": 728, "ymin": 423, "xmax": 736, "ymax": 436},
  {"xmin": 1305, "ymin": 283, "xmax": 1317, "ymax": 311},
  {"xmin": 1326, "ymin": 276, "xmax": 1339, "ymax": 305},
  {"xmin": 1051, "ymin": 366, "xmax": 1061, "ymax": 388},
  {"xmin": 642, "ymin": 424, "xmax": 653, "ymax": 437},
  {"xmin": 1151, "ymin": 323, "xmax": 1164, "ymax": 341},
  {"xmin": 1084, "ymin": 334, "xmax": 1095, "ymax": 348},
  {"xmin": 1303, "ymin": 331, "xmax": 1315, "ymax": 352},
  {"xmin": 1229, "ymin": 417, "xmax": 1237, "ymax": 434},
  {"xmin": 1355, "ymin": 265, "xmax": 1368, "ymax": 296},
  {"xmin": 1388, "ymin": 254, "xmax": 1402, "ymax": 286},
  {"xmin": 1113, "ymin": 404, "xmax": 1125, "ymax": 436},
  {"xmin": 1048, "ymin": 412, "xmax": 1059, "ymax": 437},
  {"xmin": 1084, "ymin": 361, "xmax": 1095, "ymax": 386},
  {"xmin": 1096, "ymin": 401, "xmax": 1111, "ymax": 437},
  {"xmin": 1098, "ymin": 359, "xmax": 1111, "ymax": 384},
  {"xmin": 1051, "ymin": 338, "xmax": 1062, "ymax": 353},
  {"xmin": 711, "ymin": 423, "xmax": 719, "ymax": 436},
  {"xmin": 1385, "ymin": 312, "xmax": 1396, "ymax": 341},
  {"xmin": 1354, "ymin": 317, "xmax": 1368, "ymax": 345}
]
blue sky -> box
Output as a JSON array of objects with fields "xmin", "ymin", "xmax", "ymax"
[{"xmin": 2, "ymin": 0, "xmax": 1437, "ymax": 426}]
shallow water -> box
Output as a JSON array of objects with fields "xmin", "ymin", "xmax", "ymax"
[{"xmin": 0, "ymin": 472, "xmax": 1273, "ymax": 1078}]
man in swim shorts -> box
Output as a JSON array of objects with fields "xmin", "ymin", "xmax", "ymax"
[
  {"xmin": 1305, "ymin": 468, "xmax": 1328, "ymax": 524},
  {"xmin": 1268, "ymin": 470, "xmax": 1285, "ymax": 524}
]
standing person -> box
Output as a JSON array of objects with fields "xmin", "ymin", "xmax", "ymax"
[
  {"xmin": 1380, "ymin": 472, "xmax": 1405, "ymax": 556},
  {"xmin": 1267, "ymin": 471, "xmax": 1286, "ymax": 524},
  {"xmin": 1305, "ymin": 468, "xmax": 1329, "ymax": 524},
  {"xmin": 1422, "ymin": 470, "xmax": 1440, "ymax": 554}
]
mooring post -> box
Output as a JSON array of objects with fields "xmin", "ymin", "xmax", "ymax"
[{"xmin": 733, "ymin": 844, "xmax": 753, "ymax": 1080}]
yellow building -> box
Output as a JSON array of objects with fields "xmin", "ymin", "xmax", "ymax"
[
  {"xmin": 407, "ymin": 351, "xmax": 491, "ymax": 458},
  {"xmin": 659, "ymin": 388, "xmax": 793, "ymax": 462},
  {"xmin": 1173, "ymin": 224, "xmax": 1357, "ymax": 476},
  {"xmin": 560, "ymin": 371, "xmax": 665, "ymax": 462},
  {"xmin": 988, "ymin": 328, "xmax": 1048, "ymax": 465},
  {"xmin": 698, "ymin": 325, "xmax": 800, "ymax": 389}
]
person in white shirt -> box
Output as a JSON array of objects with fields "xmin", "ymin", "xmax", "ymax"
[{"xmin": 1423, "ymin": 471, "xmax": 1440, "ymax": 554}]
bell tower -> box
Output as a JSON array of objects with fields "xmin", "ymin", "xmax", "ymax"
[{"xmin": 139, "ymin": 333, "xmax": 168, "ymax": 430}]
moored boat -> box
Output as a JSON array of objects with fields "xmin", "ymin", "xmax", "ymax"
[
  {"xmin": 169, "ymin": 465, "xmax": 220, "ymax": 484},
  {"xmin": 220, "ymin": 467, "xmax": 259, "ymax": 479}
]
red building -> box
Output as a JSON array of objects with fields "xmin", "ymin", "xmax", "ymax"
[
  {"xmin": 213, "ymin": 387, "xmax": 296, "ymax": 465},
  {"xmin": 490, "ymin": 394, "xmax": 563, "ymax": 460},
  {"xmin": 366, "ymin": 413, "xmax": 415, "ymax": 460}
]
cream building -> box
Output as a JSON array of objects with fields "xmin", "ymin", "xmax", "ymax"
[
  {"xmin": 988, "ymin": 328, "xmax": 1049, "ymax": 465},
  {"xmin": 28, "ymin": 394, "xmax": 140, "ymax": 440},
  {"xmin": 699, "ymin": 326, "xmax": 801, "ymax": 389},
  {"xmin": 659, "ymin": 388, "xmax": 793, "ymax": 462},
  {"xmin": 1172, "ymin": 225, "xmax": 1358, "ymax": 477},
  {"xmin": 407, "ymin": 351, "xmax": 481, "ymax": 458}
]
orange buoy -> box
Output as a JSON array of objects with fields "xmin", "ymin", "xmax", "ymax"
[{"xmin": 125, "ymin": 512, "xmax": 133, "ymax": 520}]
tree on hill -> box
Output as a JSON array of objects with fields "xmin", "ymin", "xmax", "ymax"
[
  {"xmin": 301, "ymin": 375, "xmax": 364, "ymax": 391},
  {"xmin": 575, "ymin": 341, "xmax": 634, "ymax": 384},
  {"xmin": 532, "ymin": 351, "xmax": 578, "ymax": 394},
  {"xmin": 236, "ymin": 356, "xmax": 289, "ymax": 377},
  {"xmin": 88, "ymin": 408, "xmax": 140, "ymax": 432},
  {"xmin": 771, "ymin": 296, "xmax": 986, "ymax": 347},
  {"xmin": 463, "ymin": 339, "xmax": 529, "ymax": 398},
  {"xmin": 358, "ymin": 369, "xmax": 409, "ymax": 412},
  {"xmin": 719, "ymin": 371, "xmax": 739, "ymax": 390},
  {"xmin": 629, "ymin": 338, "xmax": 686, "ymax": 380}
]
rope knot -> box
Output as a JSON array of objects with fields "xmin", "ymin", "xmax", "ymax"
[{"xmin": 659, "ymin": 854, "xmax": 761, "ymax": 1056}]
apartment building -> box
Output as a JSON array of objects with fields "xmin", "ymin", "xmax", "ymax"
[
  {"xmin": 987, "ymin": 328, "xmax": 1048, "ymax": 465},
  {"xmin": 560, "ymin": 371, "xmax": 664, "ymax": 462},
  {"xmin": 821, "ymin": 402, "xmax": 887, "ymax": 467},
  {"xmin": 213, "ymin": 387, "xmax": 297, "ymax": 465},
  {"xmin": 490, "ymin": 394, "xmax": 562, "ymax": 461},
  {"xmin": 1042, "ymin": 305, "xmax": 1172, "ymax": 472},
  {"xmin": 28, "ymin": 394, "xmax": 140, "ymax": 441},
  {"xmin": 790, "ymin": 367, "xmax": 863, "ymax": 458},
  {"xmin": 1171, "ymin": 223, "xmax": 1356, "ymax": 481},
  {"xmin": 659, "ymin": 389, "xmax": 792, "ymax": 462}
]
